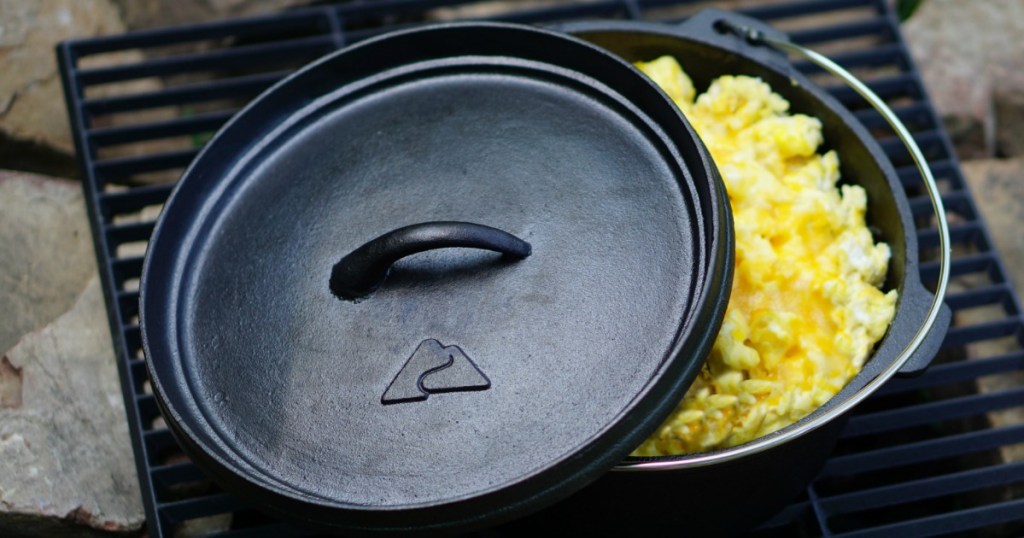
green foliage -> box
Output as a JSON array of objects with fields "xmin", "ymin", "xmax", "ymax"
[{"xmin": 897, "ymin": 0, "xmax": 926, "ymax": 21}]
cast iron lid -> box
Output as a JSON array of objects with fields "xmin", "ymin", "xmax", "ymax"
[{"xmin": 140, "ymin": 22, "xmax": 732, "ymax": 533}]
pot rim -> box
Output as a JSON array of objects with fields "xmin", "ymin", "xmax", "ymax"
[{"xmin": 590, "ymin": 15, "xmax": 952, "ymax": 471}]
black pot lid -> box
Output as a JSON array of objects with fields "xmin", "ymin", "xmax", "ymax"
[{"xmin": 141, "ymin": 22, "xmax": 732, "ymax": 533}]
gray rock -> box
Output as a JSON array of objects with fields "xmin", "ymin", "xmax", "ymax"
[
  {"xmin": 962, "ymin": 159, "xmax": 1024, "ymax": 295},
  {"xmin": 0, "ymin": 0, "xmax": 178, "ymax": 178},
  {"xmin": 0, "ymin": 171, "xmax": 95, "ymax": 356},
  {"xmin": 0, "ymin": 0, "xmax": 125, "ymax": 162},
  {"xmin": 994, "ymin": 88, "xmax": 1024, "ymax": 158},
  {"xmin": 903, "ymin": 0, "xmax": 1024, "ymax": 159},
  {"xmin": 960, "ymin": 158, "xmax": 1024, "ymax": 464},
  {"xmin": 0, "ymin": 278, "xmax": 144, "ymax": 537}
]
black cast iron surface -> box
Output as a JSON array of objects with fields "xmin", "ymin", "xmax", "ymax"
[
  {"xmin": 57, "ymin": 0, "xmax": 1024, "ymax": 536},
  {"xmin": 138, "ymin": 21, "xmax": 731, "ymax": 533}
]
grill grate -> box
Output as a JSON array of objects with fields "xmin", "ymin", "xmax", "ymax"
[{"xmin": 56, "ymin": 1, "xmax": 1024, "ymax": 536}]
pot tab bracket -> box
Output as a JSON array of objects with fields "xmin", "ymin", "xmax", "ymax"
[{"xmin": 674, "ymin": 8, "xmax": 794, "ymax": 75}]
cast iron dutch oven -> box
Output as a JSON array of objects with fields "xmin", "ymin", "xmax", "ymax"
[{"xmin": 140, "ymin": 9, "xmax": 950, "ymax": 536}]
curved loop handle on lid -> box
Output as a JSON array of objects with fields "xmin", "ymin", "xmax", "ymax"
[{"xmin": 330, "ymin": 221, "xmax": 532, "ymax": 300}]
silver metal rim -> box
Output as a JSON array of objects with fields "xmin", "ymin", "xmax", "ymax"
[{"xmin": 614, "ymin": 27, "xmax": 951, "ymax": 471}]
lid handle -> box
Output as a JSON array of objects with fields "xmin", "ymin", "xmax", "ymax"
[{"xmin": 330, "ymin": 221, "xmax": 531, "ymax": 300}]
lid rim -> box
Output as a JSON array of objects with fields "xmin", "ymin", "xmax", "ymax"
[{"xmin": 141, "ymin": 21, "xmax": 733, "ymax": 533}]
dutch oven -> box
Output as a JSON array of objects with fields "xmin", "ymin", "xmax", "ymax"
[{"xmin": 139, "ymin": 8, "xmax": 950, "ymax": 536}]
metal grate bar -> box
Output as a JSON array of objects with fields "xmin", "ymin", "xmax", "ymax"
[
  {"xmin": 67, "ymin": 9, "xmax": 336, "ymax": 57},
  {"xmin": 789, "ymin": 18, "xmax": 890, "ymax": 45},
  {"xmin": 819, "ymin": 459, "xmax": 1024, "ymax": 516},
  {"xmin": 918, "ymin": 222, "xmax": 983, "ymax": 249},
  {"xmin": 136, "ymin": 394, "xmax": 160, "ymax": 427},
  {"xmin": 908, "ymin": 191, "xmax": 971, "ymax": 217},
  {"xmin": 111, "ymin": 256, "xmax": 145, "ymax": 280},
  {"xmin": 477, "ymin": 2, "xmax": 629, "ymax": 23},
  {"xmin": 77, "ymin": 36, "xmax": 337, "ymax": 86},
  {"xmin": 205, "ymin": 523, "xmax": 314, "ymax": 538},
  {"xmin": 834, "ymin": 497, "xmax": 1024, "ymax": 538},
  {"xmin": 90, "ymin": 109, "xmax": 234, "ymax": 147},
  {"xmin": 854, "ymin": 102, "xmax": 931, "ymax": 129},
  {"xmin": 793, "ymin": 43, "xmax": 905, "ymax": 74},
  {"xmin": 83, "ymin": 72, "xmax": 287, "ymax": 116},
  {"xmin": 876, "ymin": 130, "xmax": 945, "ymax": 158},
  {"xmin": 733, "ymin": 0, "xmax": 878, "ymax": 22},
  {"xmin": 898, "ymin": 160, "xmax": 957, "ymax": 187},
  {"xmin": 106, "ymin": 221, "xmax": 157, "ymax": 246},
  {"xmin": 943, "ymin": 319, "xmax": 1020, "ymax": 348},
  {"xmin": 123, "ymin": 325, "xmax": 142, "ymax": 354},
  {"xmin": 143, "ymin": 429, "xmax": 180, "ymax": 465},
  {"xmin": 821, "ymin": 423, "xmax": 1024, "ymax": 477},
  {"xmin": 825, "ymin": 73, "xmax": 920, "ymax": 107},
  {"xmin": 127, "ymin": 362, "xmax": 147, "ymax": 396},
  {"xmin": 842, "ymin": 385, "xmax": 1024, "ymax": 438},
  {"xmin": 160, "ymin": 493, "xmax": 247, "ymax": 522},
  {"xmin": 874, "ymin": 351, "xmax": 1024, "ymax": 397},
  {"xmin": 95, "ymin": 148, "xmax": 199, "ymax": 180},
  {"xmin": 151, "ymin": 461, "xmax": 205, "ymax": 485},
  {"xmin": 943, "ymin": 283, "xmax": 1015, "ymax": 310},
  {"xmin": 99, "ymin": 183, "xmax": 173, "ymax": 215},
  {"xmin": 919, "ymin": 252, "xmax": 997, "ymax": 281},
  {"xmin": 119, "ymin": 291, "xmax": 141, "ymax": 319},
  {"xmin": 331, "ymin": 0, "xmax": 484, "ymax": 20}
]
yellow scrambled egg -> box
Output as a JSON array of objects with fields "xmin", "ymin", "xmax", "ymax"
[{"xmin": 632, "ymin": 56, "xmax": 898, "ymax": 455}]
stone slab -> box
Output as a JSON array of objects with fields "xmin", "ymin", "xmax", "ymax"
[
  {"xmin": 0, "ymin": 0, "xmax": 125, "ymax": 157},
  {"xmin": 903, "ymin": 0, "xmax": 1024, "ymax": 158},
  {"xmin": 962, "ymin": 159, "xmax": 1024, "ymax": 295},
  {"xmin": 0, "ymin": 0, "xmax": 182, "ymax": 178},
  {"xmin": 0, "ymin": 170, "xmax": 96, "ymax": 356},
  {"xmin": 0, "ymin": 278, "xmax": 143, "ymax": 537},
  {"xmin": 960, "ymin": 157, "xmax": 1024, "ymax": 464}
]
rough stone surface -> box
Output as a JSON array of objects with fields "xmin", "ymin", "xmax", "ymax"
[
  {"xmin": 0, "ymin": 278, "xmax": 144, "ymax": 537},
  {"xmin": 994, "ymin": 89, "xmax": 1024, "ymax": 158},
  {"xmin": 0, "ymin": 170, "xmax": 95, "ymax": 357},
  {"xmin": 0, "ymin": 357, "xmax": 23, "ymax": 409},
  {"xmin": 903, "ymin": 0, "xmax": 1024, "ymax": 159},
  {"xmin": 962, "ymin": 158, "xmax": 1024, "ymax": 295},
  {"xmin": 0, "ymin": 0, "xmax": 184, "ymax": 178},
  {"xmin": 0, "ymin": 1, "xmax": 124, "ymax": 163},
  {"xmin": 959, "ymin": 158, "xmax": 1024, "ymax": 464}
]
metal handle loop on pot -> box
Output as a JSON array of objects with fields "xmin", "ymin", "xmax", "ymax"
[
  {"xmin": 754, "ymin": 28, "xmax": 950, "ymax": 416},
  {"xmin": 618, "ymin": 22, "xmax": 951, "ymax": 471},
  {"xmin": 330, "ymin": 221, "xmax": 532, "ymax": 300}
]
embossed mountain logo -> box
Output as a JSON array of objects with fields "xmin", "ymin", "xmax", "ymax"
[{"xmin": 381, "ymin": 339, "xmax": 491, "ymax": 404}]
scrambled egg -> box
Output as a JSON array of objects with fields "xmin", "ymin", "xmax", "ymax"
[{"xmin": 632, "ymin": 57, "xmax": 898, "ymax": 455}]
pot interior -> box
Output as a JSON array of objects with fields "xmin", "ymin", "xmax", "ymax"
[{"xmin": 568, "ymin": 23, "xmax": 922, "ymax": 460}]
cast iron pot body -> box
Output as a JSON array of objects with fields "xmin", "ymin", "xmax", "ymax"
[
  {"xmin": 140, "ymin": 21, "xmax": 734, "ymax": 536},
  {"xmin": 515, "ymin": 10, "xmax": 951, "ymax": 535}
]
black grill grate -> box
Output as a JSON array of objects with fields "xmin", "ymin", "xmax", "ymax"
[{"xmin": 56, "ymin": 1, "xmax": 1024, "ymax": 536}]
